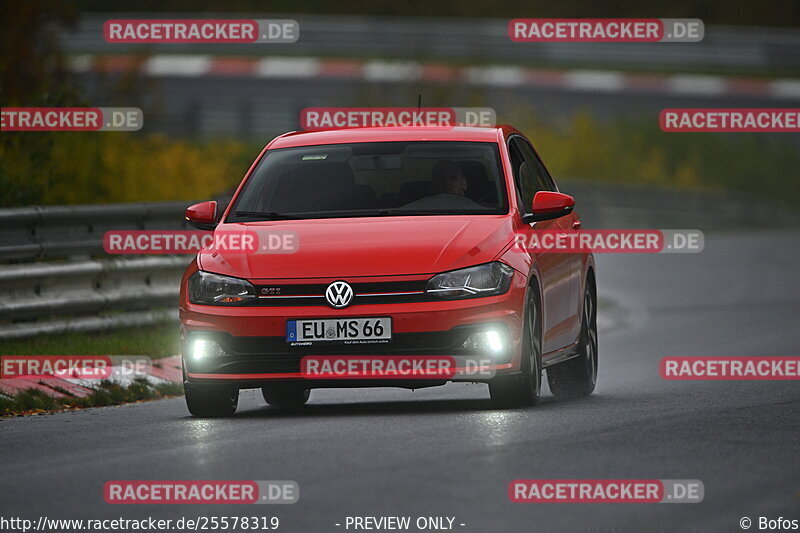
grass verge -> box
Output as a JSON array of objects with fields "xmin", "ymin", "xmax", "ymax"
[{"xmin": 0, "ymin": 323, "xmax": 181, "ymax": 358}]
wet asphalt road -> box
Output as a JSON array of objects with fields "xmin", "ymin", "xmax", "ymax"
[{"xmin": 1, "ymin": 229, "xmax": 798, "ymax": 533}]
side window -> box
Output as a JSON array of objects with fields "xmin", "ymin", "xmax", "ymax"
[
  {"xmin": 513, "ymin": 137, "xmax": 557, "ymax": 193},
  {"xmin": 508, "ymin": 139, "xmax": 536, "ymax": 213}
]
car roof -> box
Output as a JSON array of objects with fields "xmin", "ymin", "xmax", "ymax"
[{"xmin": 266, "ymin": 126, "xmax": 520, "ymax": 149}]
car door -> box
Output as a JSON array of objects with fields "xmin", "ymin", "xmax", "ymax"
[
  {"xmin": 508, "ymin": 136, "xmax": 574, "ymax": 355},
  {"xmin": 515, "ymin": 137, "xmax": 584, "ymax": 348}
]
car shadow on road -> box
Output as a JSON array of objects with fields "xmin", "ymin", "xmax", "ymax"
[{"xmin": 222, "ymin": 391, "xmax": 609, "ymax": 420}]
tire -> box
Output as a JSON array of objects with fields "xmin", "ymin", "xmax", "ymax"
[
  {"xmin": 547, "ymin": 279, "xmax": 598, "ymax": 399},
  {"xmin": 489, "ymin": 285, "xmax": 542, "ymax": 407},
  {"xmin": 184, "ymin": 383, "xmax": 239, "ymax": 417},
  {"xmin": 262, "ymin": 384, "xmax": 310, "ymax": 408}
]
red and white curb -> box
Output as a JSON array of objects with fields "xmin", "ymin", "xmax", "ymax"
[
  {"xmin": 0, "ymin": 355, "xmax": 182, "ymax": 401},
  {"xmin": 69, "ymin": 54, "xmax": 800, "ymax": 100}
]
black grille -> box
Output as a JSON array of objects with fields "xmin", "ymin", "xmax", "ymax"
[{"xmin": 253, "ymin": 280, "xmax": 434, "ymax": 306}]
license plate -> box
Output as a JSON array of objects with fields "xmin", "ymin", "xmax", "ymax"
[{"xmin": 287, "ymin": 317, "xmax": 392, "ymax": 342}]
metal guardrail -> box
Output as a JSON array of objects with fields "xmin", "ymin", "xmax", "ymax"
[
  {"xmin": 61, "ymin": 14, "xmax": 800, "ymax": 73},
  {"xmin": 0, "ymin": 201, "xmax": 193, "ymax": 262},
  {"xmin": 0, "ymin": 201, "xmax": 193, "ymax": 340},
  {"xmin": 0, "ymin": 187, "xmax": 797, "ymax": 340},
  {"xmin": 0, "ymin": 256, "xmax": 186, "ymax": 321}
]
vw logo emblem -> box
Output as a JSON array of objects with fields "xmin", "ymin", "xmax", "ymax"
[{"xmin": 325, "ymin": 281, "xmax": 354, "ymax": 309}]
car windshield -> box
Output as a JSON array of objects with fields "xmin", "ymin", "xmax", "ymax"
[{"xmin": 227, "ymin": 141, "xmax": 508, "ymax": 221}]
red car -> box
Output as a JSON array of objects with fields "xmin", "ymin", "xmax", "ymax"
[{"xmin": 180, "ymin": 126, "xmax": 597, "ymax": 416}]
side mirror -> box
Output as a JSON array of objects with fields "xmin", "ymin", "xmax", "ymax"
[
  {"xmin": 522, "ymin": 191, "xmax": 575, "ymax": 223},
  {"xmin": 185, "ymin": 201, "xmax": 218, "ymax": 230}
]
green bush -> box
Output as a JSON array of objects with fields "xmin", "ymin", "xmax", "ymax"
[
  {"xmin": 0, "ymin": 132, "xmax": 256, "ymax": 206},
  {"xmin": 517, "ymin": 110, "xmax": 800, "ymax": 205}
]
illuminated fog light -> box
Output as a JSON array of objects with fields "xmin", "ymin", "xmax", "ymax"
[
  {"xmin": 462, "ymin": 330, "xmax": 505, "ymax": 354},
  {"xmin": 190, "ymin": 339, "xmax": 227, "ymax": 361}
]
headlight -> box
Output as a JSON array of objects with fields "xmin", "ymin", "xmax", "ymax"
[
  {"xmin": 188, "ymin": 271, "xmax": 256, "ymax": 305},
  {"xmin": 426, "ymin": 262, "xmax": 514, "ymax": 299}
]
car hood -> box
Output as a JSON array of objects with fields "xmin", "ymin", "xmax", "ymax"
[{"xmin": 198, "ymin": 215, "xmax": 514, "ymax": 279}]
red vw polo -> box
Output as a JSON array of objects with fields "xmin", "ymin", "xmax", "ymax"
[{"xmin": 180, "ymin": 126, "xmax": 597, "ymax": 416}]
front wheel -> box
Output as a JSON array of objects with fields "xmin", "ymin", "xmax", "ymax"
[
  {"xmin": 184, "ymin": 384, "xmax": 239, "ymax": 417},
  {"xmin": 262, "ymin": 384, "xmax": 310, "ymax": 408},
  {"xmin": 547, "ymin": 281, "xmax": 598, "ymax": 399},
  {"xmin": 489, "ymin": 286, "xmax": 542, "ymax": 407}
]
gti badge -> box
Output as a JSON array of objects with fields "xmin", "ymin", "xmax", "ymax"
[{"xmin": 325, "ymin": 281, "xmax": 354, "ymax": 309}]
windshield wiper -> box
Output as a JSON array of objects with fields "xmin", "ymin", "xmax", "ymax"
[
  {"xmin": 234, "ymin": 211, "xmax": 302, "ymax": 220},
  {"xmin": 267, "ymin": 209, "xmax": 451, "ymax": 218},
  {"xmin": 237, "ymin": 209, "xmax": 395, "ymax": 220},
  {"xmin": 329, "ymin": 209, "xmax": 491, "ymax": 216},
  {"xmin": 234, "ymin": 208, "xmax": 492, "ymax": 221}
]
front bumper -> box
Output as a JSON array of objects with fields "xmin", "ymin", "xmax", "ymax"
[{"xmin": 180, "ymin": 270, "xmax": 527, "ymax": 387}]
